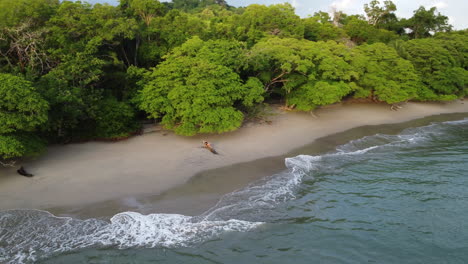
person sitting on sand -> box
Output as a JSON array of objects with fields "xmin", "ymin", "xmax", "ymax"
[{"xmin": 203, "ymin": 141, "xmax": 218, "ymax": 154}]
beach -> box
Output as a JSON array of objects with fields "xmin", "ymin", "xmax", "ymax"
[{"xmin": 1, "ymin": 101, "xmax": 467, "ymax": 212}]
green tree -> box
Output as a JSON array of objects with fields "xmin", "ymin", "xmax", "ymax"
[
  {"xmin": 353, "ymin": 43, "xmax": 420, "ymax": 103},
  {"xmin": 364, "ymin": 0, "xmax": 396, "ymax": 26},
  {"xmin": 169, "ymin": 0, "xmax": 228, "ymax": 12},
  {"xmin": 0, "ymin": 73, "xmax": 48, "ymax": 162},
  {"xmin": 434, "ymin": 30, "xmax": 468, "ymax": 69},
  {"xmin": 138, "ymin": 37, "xmax": 264, "ymax": 135},
  {"xmin": 122, "ymin": 0, "xmax": 165, "ymax": 26},
  {"xmin": 0, "ymin": 73, "xmax": 48, "ymax": 134},
  {"xmin": 400, "ymin": 38, "xmax": 467, "ymax": 99},
  {"xmin": 344, "ymin": 15, "xmax": 398, "ymax": 44},
  {"xmin": 0, "ymin": 21, "xmax": 53, "ymax": 76},
  {"xmin": 41, "ymin": 2, "xmax": 140, "ymax": 140},
  {"xmin": 248, "ymin": 37, "xmax": 359, "ymax": 110},
  {"xmin": 38, "ymin": 49, "xmax": 106, "ymax": 140},
  {"xmin": 303, "ymin": 12, "xmax": 347, "ymax": 42},
  {"xmin": 138, "ymin": 9, "xmax": 206, "ymax": 66},
  {"xmin": 0, "ymin": 0, "xmax": 59, "ymax": 29},
  {"xmin": 94, "ymin": 98, "xmax": 138, "ymax": 138},
  {"xmin": 404, "ymin": 6, "xmax": 452, "ymax": 39},
  {"xmin": 233, "ymin": 3, "xmax": 304, "ymax": 46}
]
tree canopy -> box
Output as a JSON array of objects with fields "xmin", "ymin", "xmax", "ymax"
[
  {"xmin": 0, "ymin": 0, "xmax": 466, "ymax": 162},
  {"xmin": 0, "ymin": 73, "xmax": 48, "ymax": 161},
  {"xmin": 138, "ymin": 37, "xmax": 263, "ymax": 135}
]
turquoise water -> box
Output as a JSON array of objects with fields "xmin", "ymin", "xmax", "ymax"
[{"xmin": 1, "ymin": 118, "xmax": 468, "ymax": 263}]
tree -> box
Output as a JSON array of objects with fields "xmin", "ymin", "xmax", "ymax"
[
  {"xmin": 353, "ymin": 43, "xmax": 420, "ymax": 103},
  {"xmin": 434, "ymin": 30, "xmax": 468, "ymax": 70},
  {"xmin": 400, "ymin": 38, "xmax": 466, "ymax": 99},
  {"xmin": 170, "ymin": 0, "xmax": 228, "ymax": 12},
  {"xmin": 405, "ymin": 6, "xmax": 452, "ymax": 39},
  {"xmin": 0, "ymin": 74, "xmax": 48, "ymax": 134},
  {"xmin": 94, "ymin": 98, "xmax": 138, "ymax": 138},
  {"xmin": 248, "ymin": 37, "xmax": 359, "ymax": 110},
  {"xmin": 123, "ymin": 0, "xmax": 165, "ymax": 26},
  {"xmin": 364, "ymin": 0, "xmax": 396, "ymax": 26},
  {"xmin": 303, "ymin": 12, "xmax": 347, "ymax": 42},
  {"xmin": 0, "ymin": 73, "xmax": 48, "ymax": 163},
  {"xmin": 0, "ymin": 0, "xmax": 59, "ymax": 29},
  {"xmin": 0, "ymin": 20, "xmax": 53, "ymax": 76},
  {"xmin": 233, "ymin": 3, "xmax": 304, "ymax": 46},
  {"xmin": 138, "ymin": 37, "xmax": 264, "ymax": 135},
  {"xmin": 343, "ymin": 15, "xmax": 398, "ymax": 44},
  {"xmin": 138, "ymin": 9, "xmax": 206, "ymax": 67}
]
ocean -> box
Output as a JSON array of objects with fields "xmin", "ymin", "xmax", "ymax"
[{"xmin": 1, "ymin": 115, "xmax": 468, "ymax": 263}]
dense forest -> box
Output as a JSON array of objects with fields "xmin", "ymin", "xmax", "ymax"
[{"xmin": 0, "ymin": 0, "xmax": 467, "ymax": 163}]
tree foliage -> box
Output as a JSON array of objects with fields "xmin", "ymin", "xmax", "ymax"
[
  {"xmin": 248, "ymin": 37, "xmax": 359, "ymax": 110},
  {"xmin": 0, "ymin": 73, "xmax": 48, "ymax": 134},
  {"xmin": 138, "ymin": 37, "xmax": 263, "ymax": 135},
  {"xmin": 364, "ymin": 0, "xmax": 396, "ymax": 26},
  {"xmin": 400, "ymin": 38, "xmax": 467, "ymax": 99},
  {"xmin": 353, "ymin": 43, "xmax": 419, "ymax": 103},
  {"xmin": 233, "ymin": 3, "xmax": 304, "ymax": 45},
  {"xmin": 0, "ymin": 0, "xmax": 466, "ymax": 161},
  {"xmin": 404, "ymin": 6, "xmax": 452, "ymax": 39},
  {"xmin": 0, "ymin": 73, "xmax": 48, "ymax": 161}
]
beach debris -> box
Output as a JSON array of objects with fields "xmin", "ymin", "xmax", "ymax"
[
  {"xmin": 17, "ymin": 166, "xmax": 34, "ymax": 177},
  {"xmin": 309, "ymin": 111, "xmax": 319, "ymax": 118},
  {"xmin": 0, "ymin": 160, "xmax": 16, "ymax": 167},
  {"xmin": 203, "ymin": 141, "xmax": 218, "ymax": 154},
  {"xmin": 390, "ymin": 104, "xmax": 403, "ymax": 111}
]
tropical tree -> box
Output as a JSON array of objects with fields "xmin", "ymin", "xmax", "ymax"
[
  {"xmin": 344, "ymin": 15, "xmax": 398, "ymax": 44},
  {"xmin": 248, "ymin": 37, "xmax": 359, "ymax": 110},
  {"xmin": 0, "ymin": 73, "xmax": 48, "ymax": 163},
  {"xmin": 0, "ymin": 0, "xmax": 59, "ymax": 29},
  {"xmin": 233, "ymin": 3, "xmax": 304, "ymax": 46},
  {"xmin": 404, "ymin": 6, "xmax": 451, "ymax": 39},
  {"xmin": 303, "ymin": 12, "xmax": 347, "ymax": 42},
  {"xmin": 138, "ymin": 37, "xmax": 264, "ymax": 135},
  {"xmin": 353, "ymin": 43, "xmax": 420, "ymax": 103},
  {"xmin": 364, "ymin": 0, "xmax": 396, "ymax": 26},
  {"xmin": 400, "ymin": 38, "xmax": 466, "ymax": 99}
]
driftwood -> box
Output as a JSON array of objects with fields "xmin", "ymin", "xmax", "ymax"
[
  {"xmin": 390, "ymin": 104, "xmax": 404, "ymax": 111},
  {"xmin": 17, "ymin": 166, "xmax": 33, "ymax": 177},
  {"xmin": 0, "ymin": 160, "xmax": 16, "ymax": 167},
  {"xmin": 203, "ymin": 141, "xmax": 218, "ymax": 154}
]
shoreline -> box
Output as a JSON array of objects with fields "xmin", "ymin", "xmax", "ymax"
[{"xmin": 1, "ymin": 101, "xmax": 467, "ymax": 211}]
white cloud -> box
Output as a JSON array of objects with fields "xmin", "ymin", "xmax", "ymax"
[
  {"xmin": 448, "ymin": 15, "xmax": 455, "ymax": 25},
  {"xmin": 433, "ymin": 1, "xmax": 448, "ymax": 9},
  {"xmin": 291, "ymin": 0, "xmax": 301, "ymax": 8},
  {"xmin": 331, "ymin": 0, "xmax": 353, "ymax": 10}
]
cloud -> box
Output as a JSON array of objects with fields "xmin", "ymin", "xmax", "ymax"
[
  {"xmin": 433, "ymin": 1, "xmax": 448, "ymax": 9},
  {"xmin": 448, "ymin": 15, "xmax": 455, "ymax": 25},
  {"xmin": 331, "ymin": 0, "xmax": 353, "ymax": 10},
  {"xmin": 291, "ymin": 0, "xmax": 301, "ymax": 8}
]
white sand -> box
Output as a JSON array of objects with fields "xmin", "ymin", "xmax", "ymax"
[{"xmin": 0, "ymin": 101, "xmax": 467, "ymax": 210}]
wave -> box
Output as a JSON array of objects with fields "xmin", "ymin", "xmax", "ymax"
[
  {"xmin": 0, "ymin": 209, "xmax": 261, "ymax": 263},
  {"xmin": 1, "ymin": 118, "xmax": 467, "ymax": 263}
]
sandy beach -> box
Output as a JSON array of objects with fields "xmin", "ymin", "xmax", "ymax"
[{"xmin": 1, "ymin": 101, "xmax": 467, "ymax": 211}]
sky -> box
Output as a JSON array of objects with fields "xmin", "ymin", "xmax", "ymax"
[{"xmin": 86, "ymin": 0, "xmax": 467, "ymax": 30}]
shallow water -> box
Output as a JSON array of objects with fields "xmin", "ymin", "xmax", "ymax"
[{"xmin": 1, "ymin": 115, "xmax": 468, "ymax": 263}]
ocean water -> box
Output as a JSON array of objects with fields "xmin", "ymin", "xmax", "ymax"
[{"xmin": 1, "ymin": 117, "xmax": 468, "ymax": 264}]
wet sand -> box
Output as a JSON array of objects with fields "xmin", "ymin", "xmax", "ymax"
[{"xmin": 1, "ymin": 101, "xmax": 467, "ymax": 211}]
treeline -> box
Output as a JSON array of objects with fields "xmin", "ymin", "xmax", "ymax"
[{"xmin": 0, "ymin": 0, "xmax": 467, "ymax": 162}]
